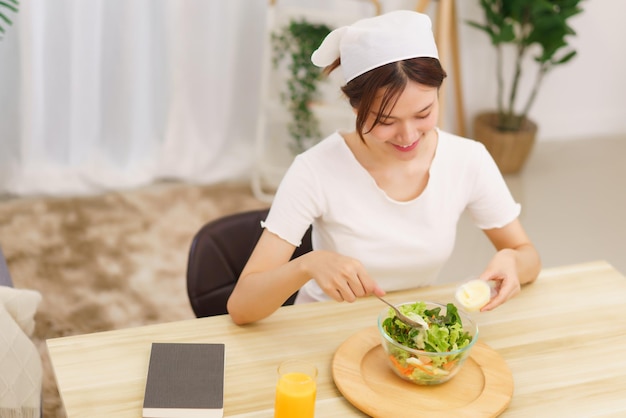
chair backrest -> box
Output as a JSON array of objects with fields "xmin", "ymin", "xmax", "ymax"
[{"xmin": 186, "ymin": 208, "xmax": 313, "ymax": 318}]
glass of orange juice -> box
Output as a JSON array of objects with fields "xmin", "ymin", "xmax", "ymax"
[{"xmin": 274, "ymin": 359, "xmax": 317, "ymax": 418}]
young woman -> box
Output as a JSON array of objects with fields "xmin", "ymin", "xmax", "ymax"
[{"xmin": 227, "ymin": 10, "xmax": 540, "ymax": 325}]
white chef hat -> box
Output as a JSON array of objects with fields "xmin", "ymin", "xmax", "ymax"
[{"xmin": 311, "ymin": 10, "xmax": 439, "ymax": 83}]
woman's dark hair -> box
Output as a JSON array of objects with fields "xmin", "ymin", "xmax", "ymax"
[{"xmin": 324, "ymin": 57, "xmax": 447, "ymax": 141}]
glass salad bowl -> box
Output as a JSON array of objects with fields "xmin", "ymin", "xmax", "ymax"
[{"xmin": 377, "ymin": 301, "xmax": 478, "ymax": 385}]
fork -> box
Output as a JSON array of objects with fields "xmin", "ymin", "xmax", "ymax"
[{"xmin": 376, "ymin": 295, "xmax": 429, "ymax": 330}]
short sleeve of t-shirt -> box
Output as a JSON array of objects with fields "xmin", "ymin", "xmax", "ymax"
[
  {"xmin": 261, "ymin": 151, "xmax": 325, "ymax": 247},
  {"xmin": 465, "ymin": 142, "xmax": 521, "ymax": 229}
]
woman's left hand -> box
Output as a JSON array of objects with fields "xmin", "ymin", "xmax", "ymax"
[
  {"xmin": 480, "ymin": 218, "xmax": 541, "ymax": 311},
  {"xmin": 479, "ymin": 249, "xmax": 521, "ymax": 311}
]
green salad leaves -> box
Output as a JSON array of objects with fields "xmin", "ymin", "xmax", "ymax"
[
  {"xmin": 381, "ymin": 301, "xmax": 475, "ymax": 383},
  {"xmin": 382, "ymin": 301, "xmax": 472, "ymax": 353}
]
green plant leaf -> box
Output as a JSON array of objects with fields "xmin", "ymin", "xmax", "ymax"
[
  {"xmin": 0, "ymin": 0, "xmax": 19, "ymax": 39},
  {"xmin": 0, "ymin": 13, "xmax": 12, "ymax": 25},
  {"xmin": 498, "ymin": 21, "xmax": 516, "ymax": 43},
  {"xmin": 0, "ymin": 1, "xmax": 19, "ymax": 12},
  {"xmin": 553, "ymin": 50, "xmax": 577, "ymax": 65}
]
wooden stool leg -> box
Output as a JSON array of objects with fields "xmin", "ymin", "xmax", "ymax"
[
  {"xmin": 450, "ymin": 0, "xmax": 466, "ymax": 137},
  {"xmin": 415, "ymin": 0, "xmax": 430, "ymax": 13},
  {"xmin": 435, "ymin": 0, "xmax": 452, "ymax": 131}
]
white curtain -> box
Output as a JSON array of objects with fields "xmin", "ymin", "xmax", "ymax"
[{"xmin": 0, "ymin": 0, "xmax": 267, "ymax": 196}]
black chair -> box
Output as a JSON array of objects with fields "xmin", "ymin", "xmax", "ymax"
[{"xmin": 186, "ymin": 209, "xmax": 313, "ymax": 318}]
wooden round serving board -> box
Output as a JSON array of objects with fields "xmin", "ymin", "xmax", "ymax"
[{"xmin": 332, "ymin": 326, "xmax": 514, "ymax": 418}]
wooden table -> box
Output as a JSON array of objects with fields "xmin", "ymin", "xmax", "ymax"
[{"xmin": 47, "ymin": 261, "xmax": 626, "ymax": 417}]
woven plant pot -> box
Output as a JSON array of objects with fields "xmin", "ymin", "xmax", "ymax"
[{"xmin": 473, "ymin": 112, "xmax": 538, "ymax": 174}]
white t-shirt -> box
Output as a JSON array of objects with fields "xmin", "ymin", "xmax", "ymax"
[{"xmin": 263, "ymin": 130, "xmax": 520, "ymax": 303}]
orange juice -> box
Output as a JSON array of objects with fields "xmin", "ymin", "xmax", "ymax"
[{"xmin": 274, "ymin": 371, "xmax": 316, "ymax": 418}]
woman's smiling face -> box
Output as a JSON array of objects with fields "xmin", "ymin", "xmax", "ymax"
[{"xmin": 362, "ymin": 81, "xmax": 439, "ymax": 160}]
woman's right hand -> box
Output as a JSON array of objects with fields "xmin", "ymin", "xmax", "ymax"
[
  {"xmin": 229, "ymin": 230, "xmax": 385, "ymax": 324},
  {"xmin": 300, "ymin": 250, "xmax": 385, "ymax": 302}
]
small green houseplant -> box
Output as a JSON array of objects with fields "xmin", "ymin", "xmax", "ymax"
[
  {"xmin": 271, "ymin": 19, "xmax": 332, "ymax": 154},
  {"xmin": 0, "ymin": 0, "xmax": 19, "ymax": 40},
  {"xmin": 467, "ymin": 0, "xmax": 584, "ymax": 172}
]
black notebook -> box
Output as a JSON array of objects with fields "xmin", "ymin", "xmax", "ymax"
[{"xmin": 142, "ymin": 342, "xmax": 225, "ymax": 418}]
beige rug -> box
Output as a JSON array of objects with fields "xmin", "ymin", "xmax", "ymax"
[{"xmin": 0, "ymin": 181, "xmax": 269, "ymax": 417}]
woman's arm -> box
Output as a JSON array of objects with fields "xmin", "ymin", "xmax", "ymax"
[
  {"xmin": 227, "ymin": 230, "xmax": 309, "ymax": 324},
  {"xmin": 227, "ymin": 229, "xmax": 383, "ymax": 325},
  {"xmin": 480, "ymin": 218, "xmax": 541, "ymax": 311}
]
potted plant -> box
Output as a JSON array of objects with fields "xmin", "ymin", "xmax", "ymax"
[
  {"xmin": 467, "ymin": 0, "xmax": 584, "ymax": 173},
  {"xmin": 0, "ymin": 0, "xmax": 19, "ymax": 40},
  {"xmin": 271, "ymin": 18, "xmax": 332, "ymax": 154}
]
